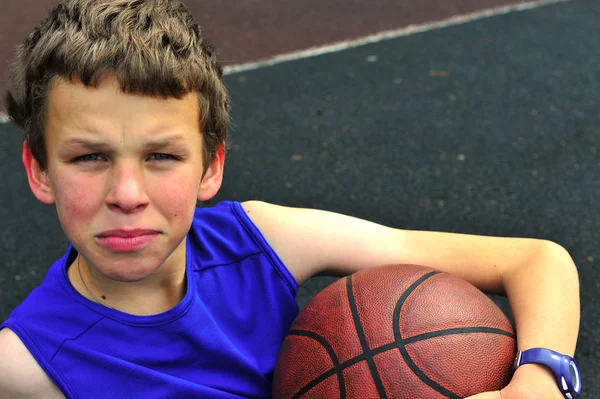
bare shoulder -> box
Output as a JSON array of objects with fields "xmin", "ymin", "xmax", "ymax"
[
  {"xmin": 0, "ymin": 328, "xmax": 65, "ymax": 399},
  {"xmin": 240, "ymin": 201, "xmax": 403, "ymax": 285},
  {"xmin": 241, "ymin": 200, "xmax": 317, "ymax": 284}
]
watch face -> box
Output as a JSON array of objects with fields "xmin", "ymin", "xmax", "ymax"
[{"xmin": 569, "ymin": 360, "xmax": 580, "ymax": 392}]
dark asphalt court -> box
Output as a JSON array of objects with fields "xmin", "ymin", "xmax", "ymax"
[{"xmin": 0, "ymin": 0, "xmax": 598, "ymax": 396}]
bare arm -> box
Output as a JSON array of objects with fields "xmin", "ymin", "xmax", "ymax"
[
  {"xmin": 0, "ymin": 328, "xmax": 65, "ymax": 399},
  {"xmin": 243, "ymin": 201, "xmax": 580, "ymax": 397}
]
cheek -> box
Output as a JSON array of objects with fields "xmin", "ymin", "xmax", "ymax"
[
  {"xmin": 51, "ymin": 174, "xmax": 103, "ymax": 234},
  {"xmin": 49, "ymin": 166, "xmax": 201, "ymax": 231},
  {"xmin": 150, "ymin": 171, "xmax": 200, "ymax": 219}
]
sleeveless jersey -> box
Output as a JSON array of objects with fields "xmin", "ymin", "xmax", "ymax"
[{"xmin": 1, "ymin": 201, "xmax": 299, "ymax": 398}]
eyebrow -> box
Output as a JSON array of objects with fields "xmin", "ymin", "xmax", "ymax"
[
  {"xmin": 59, "ymin": 135, "xmax": 187, "ymax": 152},
  {"xmin": 142, "ymin": 135, "xmax": 187, "ymax": 151}
]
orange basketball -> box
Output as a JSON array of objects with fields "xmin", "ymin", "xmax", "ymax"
[{"xmin": 273, "ymin": 264, "xmax": 516, "ymax": 399}]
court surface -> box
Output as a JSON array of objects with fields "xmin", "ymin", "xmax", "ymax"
[{"xmin": 0, "ymin": 0, "xmax": 598, "ymax": 396}]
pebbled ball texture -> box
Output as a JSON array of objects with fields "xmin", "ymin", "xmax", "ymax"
[{"xmin": 273, "ymin": 264, "xmax": 516, "ymax": 399}]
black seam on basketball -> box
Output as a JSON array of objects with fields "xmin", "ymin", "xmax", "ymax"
[
  {"xmin": 403, "ymin": 326, "xmax": 516, "ymax": 344},
  {"xmin": 286, "ymin": 330, "xmax": 346, "ymax": 399},
  {"xmin": 347, "ymin": 275, "xmax": 389, "ymax": 399},
  {"xmin": 309, "ymin": 326, "xmax": 515, "ymax": 372},
  {"xmin": 284, "ymin": 271, "xmax": 516, "ymax": 398},
  {"xmin": 392, "ymin": 271, "xmax": 462, "ymax": 399}
]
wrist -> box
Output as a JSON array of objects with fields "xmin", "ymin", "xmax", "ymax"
[
  {"xmin": 512, "ymin": 363, "xmax": 564, "ymax": 398},
  {"xmin": 514, "ymin": 362, "xmax": 558, "ymax": 383},
  {"xmin": 513, "ymin": 348, "xmax": 581, "ymax": 398}
]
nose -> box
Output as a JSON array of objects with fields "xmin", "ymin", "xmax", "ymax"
[{"xmin": 105, "ymin": 161, "xmax": 150, "ymax": 213}]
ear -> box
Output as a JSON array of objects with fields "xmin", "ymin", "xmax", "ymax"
[
  {"xmin": 22, "ymin": 140, "xmax": 55, "ymax": 204},
  {"xmin": 197, "ymin": 143, "xmax": 225, "ymax": 202}
]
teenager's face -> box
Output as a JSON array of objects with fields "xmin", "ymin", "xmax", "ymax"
[{"xmin": 34, "ymin": 76, "xmax": 215, "ymax": 281}]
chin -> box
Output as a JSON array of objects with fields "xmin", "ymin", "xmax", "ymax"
[
  {"xmin": 100, "ymin": 263, "xmax": 159, "ymax": 283},
  {"xmin": 111, "ymin": 273, "xmax": 153, "ymax": 283}
]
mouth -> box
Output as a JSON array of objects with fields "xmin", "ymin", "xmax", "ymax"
[
  {"xmin": 95, "ymin": 230, "xmax": 160, "ymax": 252},
  {"xmin": 97, "ymin": 229, "xmax": 160, "ymax": 238}
]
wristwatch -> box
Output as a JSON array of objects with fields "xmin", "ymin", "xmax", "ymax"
[{"xmin": 513, "ymin": 348, "xmax": 581, "ymax": 399}]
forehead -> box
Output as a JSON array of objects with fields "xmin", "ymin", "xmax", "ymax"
[{"xmin": 46, "ymin": 76, "xmax": 200, "ymax": 143}]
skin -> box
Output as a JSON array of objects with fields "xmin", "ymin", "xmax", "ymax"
[
  {"xmin": 23, "ymin": 75, "xmax": 224, "ymax": 315},
  {"xmin": 0, "ymin": 74, "xmax": 579, "ymax": 399}
]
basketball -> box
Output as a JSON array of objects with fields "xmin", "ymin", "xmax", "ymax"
[{"xmin": 272, "ymin": 264, "xmax": 517, "ymax": 399}]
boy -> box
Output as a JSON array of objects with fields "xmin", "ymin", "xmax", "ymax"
[{"xmin": 0, "ymin": 0, "xmax": 580, "ymax": 398}]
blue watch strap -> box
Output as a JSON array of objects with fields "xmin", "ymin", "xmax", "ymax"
[
  {"xmin": 515, "ymin": 348, "xmax": 581, "ymax": 399},
  {"xmin": 520, "ymin": 347, "xmax": 561, "ymax": 366}
]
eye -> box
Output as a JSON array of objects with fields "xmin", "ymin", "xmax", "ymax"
[
  {"xmin": 70, "ymin": 153, "xmax": 179, "ymax": 163},
  {"xmin": 72, "ymin": 153, "xmax": 106, "ymax": 163},
  {"xmin": 149, "ymin": 153, "xmax": 178, "ymax": 161}
]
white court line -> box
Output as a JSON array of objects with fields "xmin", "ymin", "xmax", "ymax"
[
  {"xmin": 223, "ymin": 0, "xmax": 570, "ymax": 75},
  {"xmin": 0, "ymin": 0, "xmax": 571, "ymax": 123}
]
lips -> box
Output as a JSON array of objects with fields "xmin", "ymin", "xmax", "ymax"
[
  {"xmin": 97, "ymin": 229, "xmax": 160, "ymax": 238},
  {"xmin": 95, "ymin": 229, "xmax": 160, "ymax": 252}
]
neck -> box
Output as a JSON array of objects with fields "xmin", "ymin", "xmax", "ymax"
[{"xmin": 68, "ymin": 250, "xmax": 187, "ymax": 316}]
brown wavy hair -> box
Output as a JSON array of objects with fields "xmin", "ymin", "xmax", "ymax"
[{"xmin": 5, "ymin": 0, "xmax": 230, "ymax": 173}]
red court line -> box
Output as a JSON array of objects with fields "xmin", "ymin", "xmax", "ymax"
[
  {"xmin": 222, "ymin": 0, "xmax": 569, "ymax": 75},
  {"xmin": 0, "ymin": 0, "xmax": 538, "ymax": 113}
]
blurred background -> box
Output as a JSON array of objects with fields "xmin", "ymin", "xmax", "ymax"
[{"xmin": 0, "ymin": 0, "xmax": 598, "ymax": 397}]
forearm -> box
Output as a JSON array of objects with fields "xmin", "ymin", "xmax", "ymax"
[{"xmin": 503, "ymin": 241, "xmax": 580, "ymax": 355}]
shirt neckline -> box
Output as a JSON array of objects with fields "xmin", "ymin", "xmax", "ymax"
[{"xmin": 58, "ymin": 236, "xmax": 195, "ymax": 326}]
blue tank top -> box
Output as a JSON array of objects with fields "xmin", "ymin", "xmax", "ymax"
[{"xmin": 1, "ymin": 201, "xmax": 299, "ymax": 398}]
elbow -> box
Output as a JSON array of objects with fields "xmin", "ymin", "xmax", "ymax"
[
  {"xmin": 503, "ymin": 239, "xmax": 580, "ymax": 289},
  {"xmin": 543, "ymin": 240, "xmax": 580, "ymax": 285}
]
